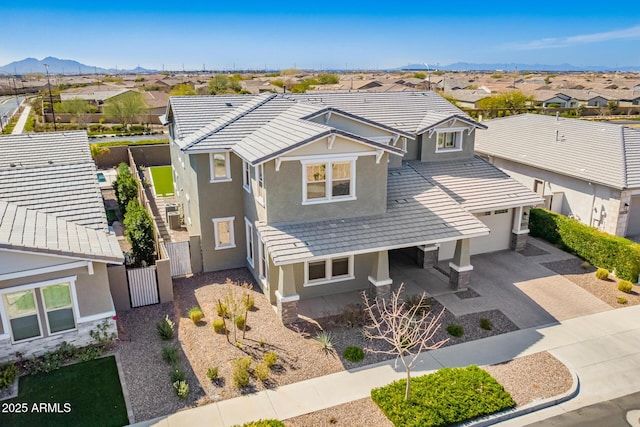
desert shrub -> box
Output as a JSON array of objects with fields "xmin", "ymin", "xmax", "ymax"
[
  {"xmin": 530, "ymin": 208, "xmax": 640, "ymax": 282},
  {"xmin": 234, "ymin": 356, "xmax": 252, "ymax": 371},
  {"xmin": 173, "ymin": 380, "xmax": 189, "ymax": 399},
  {"xmin": 595, "ymin": 268, "xmax": 609, "ymax": 280},
  {"xmin": 243, "ymin": 294, "xmax": 255, "ymax": 311},
  {"xmin": 235, "ymin": 342, "xmax": 243, "ymax": 348},
  {"xmin": 371, "ymin": 366, "xmax": 514, "ymax": 426},
  {"xmin": 314, "ymin": 331, "xmax": 335, "ymax": 354},
  {"xmin": 157, "ymin": 315, "xmax": 175, "ymax": 340},
  {"xmin": 0, "ymin": 362, "xmax": 18, "ymax": 390},
  {"xmin": 235, "ymin": 315, "xmax": 246, "ymax": 330},
  {"xmin": 254, "ymin": 363, "xmax": 270, "ymax": 381},
  {"xmin": 618, "ymin": 280, "xmax": 633, "ymax": 293},
  {"xmin": 169, "ymin": 367, "xmax": 186, "ymax": 383},
  {"xmin": 447, "ymin": 324, "xmax": 464, "ymax": 337},
  {"xmin": 206, "ymin": 367, "xmax": 219, "ymax": 380},
  {"xmin": 480, "ymin": 318, "xmax": 492, "ymax": 330},
  {"xmin": 580, "ymin": 261, "xmax": 591, "ymax": 269},
  {"xmin": 343, "ymin": 346, "xmax": 365, "ymax": 363},
  {"xmin": 618, "ymin": 296, "xmax": 628, "ymax": 304},
  {"xmin": 212, "ymin": 318, "xmax": 226, "ymax": 333},
  {"xmin": 162, "ymin": 345, "xmax": 179, "ymax": 365},
  {"xmin": 337, "ymin": 303, "xmax": 369, "ymax": 327},
  {"xmin": 233, "ymin": 361, "xmax": 251, "ymax": 388},
  {"xmin": 216, "ymin": 301, "xmax": 230, "ymax": 318},
  {"xmin": 77, "ymin": 345, "xmax": 101, "ymax": 362},
  {"xmin": 263, "ymin": 352, "xmax": 278, "ymax": 368},
  {"xmin": 189, "ymin": 307, "xmax": 204, "ymax": 323}
]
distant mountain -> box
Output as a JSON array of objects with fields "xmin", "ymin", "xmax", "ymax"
[
  {"xmin": 396, "ymin": 62, "xmax": 640, "ymax": 72},
  {"xmin": 0, "ymin": 57, "xmax": 156, "ymax": 75}
]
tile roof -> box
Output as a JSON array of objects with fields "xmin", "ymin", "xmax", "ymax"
[
  {"xmin": 0, "ymin": 131, "xmax": 108, "ymax": 230},
  {"xmin": 475, "ymin": 114, "xmax": 640, "ymax": 189},
  {"xmin": 0, "ymin": 200, "xmax": 123, "ymax": 263},
  {"xmin": 257, "ymin": 164, "xmax": 490, "ymax": 265},
  {"xmin": 409, "ymin": 157, "xmax": 544, "ymax": 212}
]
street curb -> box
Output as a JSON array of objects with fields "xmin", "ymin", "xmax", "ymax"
[{"xmin": 461, "ymin": 369, "xmax": 580, "ymax": 426}]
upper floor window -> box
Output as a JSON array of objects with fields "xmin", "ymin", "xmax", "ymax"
[
  {"xmin": 256, "ymin": 164, "xmax": 265, "ymax": 205},
  {"xmin": 302, "ymin": 158, "xmax": 356, "ymax": 204},
  {"xmin": 213, "ymin": 217, "xmax": 235, "ymax": 250},
  {"xmin": 210, "ymin": 152, "xmax": 231, "ymax": 182},
  {"xmin": 242, "ymin": 161, "xmax": 252, "ymax": 193},
  {"xmin": 436, "ymin": 131, "xmax": 463, "ymax": 152}
]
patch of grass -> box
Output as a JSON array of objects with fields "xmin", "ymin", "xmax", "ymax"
[
  {"xmin": 479, "ymin": 318, "xmax": 492, "ymax": 330},
  {"xmin": 149, "ymin": 165, "xmax": 174, "ymax": 197},
  {"xmin": 233, "ymin": 421, "xmax": 285, "ymax": 427},
  {"xmin": 88, "ymin": 139, "xmax": 168, "ymax": 146},
  {"xmin": 2, "ymin": 356, "xmax": 128, "ymax": 427},
  {"xmin": 342, "ymin": 346, "xmax": 365, "ymax": 362},
  {"xmin": 447, "ymin": 324, "xmax": 464, "ymax": 337},
  {"xmin": 371, "ymin": 365, "xmax": 515, "ymax": 427}
]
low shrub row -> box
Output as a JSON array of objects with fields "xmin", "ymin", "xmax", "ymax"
[
  {"xmin": 530, "ymin": 208, "xmax": 640, "ymax": 281},
  {"xmin": 157, "ymin": 314, "xmax": 189, "ymax": 399},
  {"xmin": 371, "ymin": 365, "xmax": 515, "ymax": 427}
]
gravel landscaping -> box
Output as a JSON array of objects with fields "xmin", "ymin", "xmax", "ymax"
[
  {"xmin": 284, "ymin": 351, "xmax": 571, "ymax": 426},
  {"xmin": 542, "ymin": 258, "xmax": 640, "ymax": 307}
]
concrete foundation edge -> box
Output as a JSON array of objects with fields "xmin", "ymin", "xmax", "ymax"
[{"xmin": 463, "ymin": 370, "xmax": 580, "ymax": 427}]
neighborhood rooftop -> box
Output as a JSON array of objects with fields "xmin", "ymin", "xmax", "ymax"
[
  {"xmin": 257, "ymin": 164, "xmax": 490, "ymax": 265},
  {"xmin": 0, "ymin": 131, "xmax": 109, "ymax": 230},
  {"xmin": 475, "ymin": 114, "xmax": 640, "ymax": 190}
]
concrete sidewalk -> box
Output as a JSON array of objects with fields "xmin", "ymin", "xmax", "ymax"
[
  {"xmin": 130, "ymin": 304, "xmax": 640, "ymax": 427},
  {"xmin": 11, "ymin": 105, "xmax": 31, "ymax": 134}
]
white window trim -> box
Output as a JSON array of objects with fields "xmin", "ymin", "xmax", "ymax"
[
  {"xmin": 301, "ymin": 157, "xmax": 357, "ymax": 205},
  {"xmin": 212, "ymin": 217, "xmax": 236, "ymax": 250},
  {"xmin": 185, "ymin": 193, "xmax": 191, "ymax": 225},
  {"xmin": 242, "ymin": 161, "xmax": 252, "ymax": 193},
  {"xmin": 209, "ymin": 152, "xmax": 232, "ymax": 183},
  {"xmin": 304, "ymin": 255, "xmax": 354, "ymax": 286},
  {"xmin": 41, "ymin": 283, "xmax": 77, "ymax": 337},
  {"xmin": 435, "ymin": 129, "xmax": 464, "ymax": 153},
  {"xmin": 257, "ymin": 232, "xmax": 268, "ymax": 284},
  {"xmin": 245, "ymin": 218, "xmax": 254, "ymax": 267},
  {"xmin": 255, "ymin": 164, "xmax": 265, "ymax": 206},
  {"xmin": 0, "ymin": 276, "xmax": 79, "ymax": 344}
]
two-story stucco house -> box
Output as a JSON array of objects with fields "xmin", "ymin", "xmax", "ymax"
[
  {"xmin": 0, "ymin": 132, "xmax": 123, "ymax": 361},
  {"xmin": 476, "ymin": 114, "xmax": 640, "ymax": 238},
  {"xmin": 163, "ymin": 92, "xmax": 542, "ymax": 323}
]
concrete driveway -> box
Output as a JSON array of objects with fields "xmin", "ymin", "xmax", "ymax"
[{"xmin": 390, "ymin": 241, "xmax": 612, "ymax": 330}]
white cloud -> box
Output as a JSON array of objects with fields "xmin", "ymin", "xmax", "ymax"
[{"xmin": 503, "ymin": 25, "xmax": 640, "ymax": 50}]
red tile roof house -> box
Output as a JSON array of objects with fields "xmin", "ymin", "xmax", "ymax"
[
  {"xmin": 0, "ymin": 131, "xmax": 123, "ymax": 361},
  {"xmin": 162, "ymin": 92, "xmax": 542, "ymax": 323}
]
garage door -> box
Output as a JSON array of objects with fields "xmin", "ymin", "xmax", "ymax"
[
  {"xmin": 438, "ymin": 209, "xmax": 513, "ymax": 260},
  {"xmin": 626, "ymin": 196, "xmax": 640, "ymax": 237}
]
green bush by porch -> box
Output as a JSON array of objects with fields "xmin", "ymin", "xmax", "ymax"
[
  {"xmin": 371, "ymin": 365, "xmax": 515, "ymax": 427},
  {"xmin": 2, "ymin": 356, "xmax": 128, "ymax": 427},
  {"xmin": 529, "ymin": 208, "xmax": 640, "ymax": 282}
]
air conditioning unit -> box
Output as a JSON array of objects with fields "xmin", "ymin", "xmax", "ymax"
[
  {"xmin": 167, "ymin": 211, "xmax": 181, "ymax": 230},
  {"xmin": 165, "ymin": 203, "xmax": 179, "ymax": 222}
]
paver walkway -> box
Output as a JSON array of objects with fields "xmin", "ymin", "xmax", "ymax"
[{"xmin": 129, "ymin": 304, "xmax": 640, "ymax": 427}]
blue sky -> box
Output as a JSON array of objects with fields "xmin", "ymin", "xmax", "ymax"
[{"xmin": 2, "ymin": 1, "xmax": 639, "ymax": 70}]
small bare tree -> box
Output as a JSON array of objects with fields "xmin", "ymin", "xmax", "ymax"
[{"xmin": 362, "ymin": 284, "xmax": 448, "ymax": 400}]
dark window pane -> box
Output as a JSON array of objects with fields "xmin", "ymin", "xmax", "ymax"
[
  {"xmin": 48, "ymin": 308, "xmax": 75, "ymax": 333},
  {"xmin": 11, "ymin": 315, "xmax": 40, "ymax": 341},
  {"xmin": 308, "ymin": 261, "xmax": 326, "ymax": 281},
  {"xmin": 332, "ymin": 258, "xmax": 349, "ymax": 277},
  {"xmin": 332, "ymin": 180, "xmax": 351, "ymax": 197}
]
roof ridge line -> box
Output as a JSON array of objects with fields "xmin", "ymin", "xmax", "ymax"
[
  {"xmin": 182, "ymin": 93, "xmax": 277, "ymax": 150},
  {"xmin": 621, "ymin": 126, "xmax": 629, "ymax": 188}
]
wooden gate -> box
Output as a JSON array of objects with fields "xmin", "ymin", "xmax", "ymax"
[
  {"xmin": 165, "ymin": 241, "xmax": 192, "ymax": 277},
  {"xmin": 127, "ymin": 266, "xmax": 160, "ymax": 308}
]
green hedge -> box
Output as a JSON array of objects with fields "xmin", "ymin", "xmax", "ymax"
[
  {"xmin": 530, "ymin": 208, "xmax": 640, "ymax": 281},
  {"xmin": 371, "ymin": 365, "xmax": 514, "ymax": 427},
  {"xmin": 232, "ymin": 421, "xmax": 284, "ymax": 427}
]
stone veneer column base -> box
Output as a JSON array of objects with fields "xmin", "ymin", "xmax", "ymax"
[
  {"xmin": 449, "ymin": 263, "xmax": 473, "ymax": 290},
  {"xmin": 276, "ymin": 291, "xmax": 300, "ymax": 324},
  {"xmin": 0, "ymin": 316, "xmax": 117, "ymax": 362},
  {"xmin": 510, "ymin": 230, "xmax": 529, "ymax": 252},
  {"xmin": 368, "ymin": 276, "xmax": 392, "ymax": 302},
  {"xmin": 416, "ymin": 245, "xmax": 439, "ymax": 269}
]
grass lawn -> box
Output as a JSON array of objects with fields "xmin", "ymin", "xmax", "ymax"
[
  {"xmin": 2, "ymin": 356, "xmax": 128, "ymax": 427},
  {"xmin": 149, "ymin": 166, "xmax": 174, "ymax": 197}
]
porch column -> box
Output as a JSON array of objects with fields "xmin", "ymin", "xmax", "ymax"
[
  {"xmin": 276, "ymin": 264, "xmax": 299, "ymax": 324},
  {"xmin": 449, "ymin": 238, "xmax": 472, "ymax": 289},
  {"xmin": 416, "ymin": 244, "xmax": 439, "ymax": 269},
  {"xmin": 368, "ymin": 250, "xmax": 392, "ymax": 301},
  {"xmin": 510, "ymin": 206, "xmax": 531, "ymax": 253}
]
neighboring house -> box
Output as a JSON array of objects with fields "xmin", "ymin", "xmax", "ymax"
[
  {"xmin": 60, "ymin": 88, "xmax": 135, "ymax": 106},
  {"xmin": 475, "ymin": 114, "xmax": 640, "ymax": 238},
  {"xmin": 0, "ymin": 132, "xmax": 123, "ymax": 361},
  {"xmin": 444, "ymin": 89, "xmax": 492, "ymax": 108},
  {"xmin": 163, "ymin": 92, "xmax": 541, "ymax": 323},
  {"xmin": 538, "ymin": 90, "xmax": 611, "ymax": 108}
]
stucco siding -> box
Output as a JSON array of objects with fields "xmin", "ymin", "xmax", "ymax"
[
  {"xmin": 311, "ymin": 114, "xmax": 395, "ymax": 139},
  {"xmin": 0, "ymin": 251, "xmax": 74, "ymax": 275},
  {"xmin": 490, "ymin": 157, "xmax": 624, "ymax": 235},
  {"xmin": 420, "ymin": 128, "xmax": 475, "ymax": 162},
  {"xmin": 470, "ymin": 210, "xmax": 513, "ymax": 254},
  {"xmin": 266, "ymin": 153, "xmax": 388, "ymax": 224},
  {"xmin": 627, "ymin": 196, "xmax": 640, "ymax": 236},
  {"xmin": 170, "ymin": 141, "xmax": 201, "ymax": 235}
]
